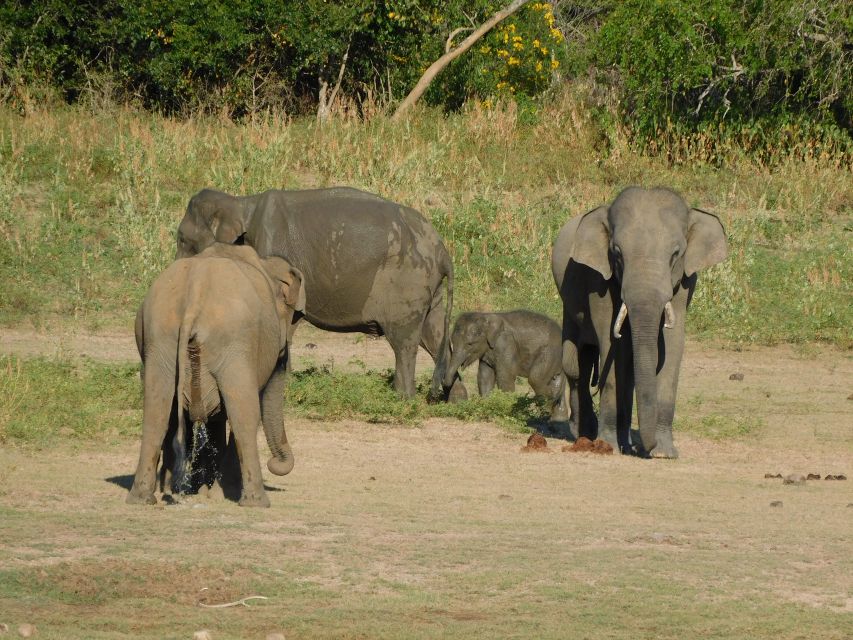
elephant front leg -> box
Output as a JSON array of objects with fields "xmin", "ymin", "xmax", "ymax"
[
  {"xmin": 650, "ymin": 296, "xmax": 688, "ymax": 459},
  {"xmin": 128, "ymin": 374, "xmax": 176, "ymax": 505},
  {"xmin": 217, "ymin": 371, "xmax": 269, "ymax": 507},
  {"xmin": 596, "ymin": 343, "xmax": 619, "ymax": 451},
  {"xmin": 477, "ymin": 360, "xmax": 496, "ymax": 396}
]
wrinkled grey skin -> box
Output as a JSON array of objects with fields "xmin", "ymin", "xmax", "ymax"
[
  {"xmin": 551, "ymin": 187, "xmax": 727, "ymax": 458},
  {"xmin": 127, "ymin": 244, "xmax": 306, "ymax": 507},
  {"xmin": 443, "ymin": 310, "xmax": 570, "ymax": 423},
  {"xmin": 176, "ymin": 187, "xmax": 462, "ymax": 400}
]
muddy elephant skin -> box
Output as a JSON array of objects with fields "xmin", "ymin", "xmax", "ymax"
[
  {"xmin": 127, "ymin": 244, "xmax": 305, "ymax": 507},
  {"xmin": 551, "ymin": 187, "xmax": 727, "ymax": 458},
  {"xmin": 175, "ymin": 187, "xmax": 459, "ymax": 400},
  {"xmin": 443, "ymin": 310, "xmax": 569, "ymax": 423}
]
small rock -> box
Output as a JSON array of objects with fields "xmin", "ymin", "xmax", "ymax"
[
  {"xmin": 782, "ymin": 473, "xmax": 806, "ymax": 485},
  {"xmin": 825, "ymin": 474, "xmax": 847, "ymax": 481},
  {"xmin": 847, "ymin": 392, "xmax": 853, "ymax": 401},
  {"xmin": 729, "ymin": 372, "xmax": 744, "ymax": 381},
  {"xmin": 847, "ymin": 503, "xmax": 853, "ymax": 508},
  {"xmin": 764, "ymin": 473, "xmax": 782, "ymax": 479},
  {"xmin": 0, "ymin": 623, "xmax": 8, "ymax": 634},
  {"xmin": 192, "ymin": 631, "xmax": 213, "ymax": 640},
  {"xmin": 192, "ymin": 503, "xmax": 208, "ymax": 509},
  {"xmin": 304, "ymin": 343, "xmax": 317, "ymax": 350},
  {"xmin": 498, "ymin": 494, "xmax": 512, "ymax": 500},
  {"xmin": 369, "ymin": 476, "xmax": 376, "ymax": 481},
  {"xmin": 806, "ymin": 473, "xmax": 821, "ymax": 480},
  {"xmin": 17, "ymin": 625, "xmax": 35, "ymax": 638},
  {"xmin": 266, "ymin": 633, "xmax": 286, "ymax": 640},
  {"xmin": 769, "ymin": 501, "xmax": 783, "ymax": 507}
]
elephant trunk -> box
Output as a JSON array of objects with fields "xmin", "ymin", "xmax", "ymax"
[
  {"xmin": 628, "ymin": 300, "xmax": 665, "ymax": 455},
  {"xmin": 443, "ymin": 347, "xmax": 466, "ymax": 389},
  {"xmin": 261, "ymin": 365, "xmax": 294, "ymax": 476}
]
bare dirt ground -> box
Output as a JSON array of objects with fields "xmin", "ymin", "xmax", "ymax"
[{"xmin": 1, "ymin": 325, "xmax": 851, "ymax": 639}]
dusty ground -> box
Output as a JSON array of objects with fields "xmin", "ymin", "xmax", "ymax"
[{"xmin": 1, "ymin": 325, "xmax": 851, "ymax": 639}]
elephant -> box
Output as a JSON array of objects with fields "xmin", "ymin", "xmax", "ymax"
[
  {"xmin": 443, "ymin": 310, "xmax": 570, "ymax": 424},
  {"xmin": 551, "ymin": 187, "xmax": 727, "ymax": 458},
  {"xmin": 175, "ymin": 187, "xmax": 462, "ymax": 401},
  {"xmin": 127, "ymin": 243, "xmax": 306, "ymax": 507}
]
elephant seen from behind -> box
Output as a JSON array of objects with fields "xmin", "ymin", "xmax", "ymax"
[
  {"xmin": 127, "ymin": 243, "xmax": 306, "ymax": 507},
  {"xmin": 552, "ymin": 186, "xmax": 727, "ymax": 457},
  {"xmin": 443, "ymin": 310, "xmax": 569, "ymax": 424}
]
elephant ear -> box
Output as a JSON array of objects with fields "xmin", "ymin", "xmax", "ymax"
[
  {"xmin": 684, "ymin": 208, "xmax": 728, "ymax": 276},
  {"xmin": 485, "ymin": 315, "xmax": 504, "ymax": 349},
  {"xmin": 209, "ymin": 211, "xmax": 245, "ymax": 244},
  {"xmin": 570, "ymin": 206, "xmax": 612, "ymax": 280},
  {"xmin": 261, "ymin": 258, "xmax": 307, "ymax": 313}
]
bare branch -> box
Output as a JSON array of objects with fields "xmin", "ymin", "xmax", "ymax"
[
  {"xmin": 446, "ymin": 27, "xmax": 473, "ymax": 53},
  {"xmin": 392, "ymin": 0, "xmax": 532, "ymax": 121}
]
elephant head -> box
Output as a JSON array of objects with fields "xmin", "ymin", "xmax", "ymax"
[
  {"xmin": 443, "ymin": 312, "xmax": 504, "ymax": 387},
  {"xmin": 260, "ymin": 255, "xmax": 307, "ymax": 346},
  {"xmin": 570, "ymin": 187, "xmax": 727, "ymax": 454},
  {"xmin": 176, "ymin": 189, "xmax": 252, "ymax": 259}
]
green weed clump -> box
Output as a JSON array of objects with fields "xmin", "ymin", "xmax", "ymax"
[
  {"xmin": 286, "ymin": 366, "xmax": 549, "ymax": 433},
  {"xmin": 675, "ymin": 413, "xmax": 765, "ymax": 441},
  {"xmin": 0, "ymin": 356, "xmax": 142, "ymax": 447}
]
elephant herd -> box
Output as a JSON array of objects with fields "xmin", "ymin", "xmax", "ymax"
[{"xmin": 127, "ymin": 185, "xmax": 727, "ymax": 507}]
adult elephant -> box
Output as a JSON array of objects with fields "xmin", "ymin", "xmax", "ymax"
[
  {"xmin": 176, "ymin": 187, "xmax": 458, "ymax": 400},
  {"xmin": 551, "ymin": 187, "xmax": 727, "ymax": 458}
]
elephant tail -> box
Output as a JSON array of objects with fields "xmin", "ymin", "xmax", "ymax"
[
  {"xmin": 173, "ymin": 310, "xmax": 204, "ymax": 493},
  {"xmin": 430, "ymin": 249, "xmax": 454, "ymax": 400}
]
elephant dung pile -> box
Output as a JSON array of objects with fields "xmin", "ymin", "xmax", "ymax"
[
  {"xmin": 520, "ymin": 433, "xmax": 550, "ymax": 453},
  {"xmin": 562, "ymin": 437, "xmax": 613, "ymax": 455}
]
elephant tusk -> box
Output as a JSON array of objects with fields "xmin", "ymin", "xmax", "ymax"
[
  {"xmin": 612, "ymin": 302, "xmax": 628, "ymax": 339},
  {"xmin": 664, "ymin": 301, "xmax": 675, "ymax": 329}
]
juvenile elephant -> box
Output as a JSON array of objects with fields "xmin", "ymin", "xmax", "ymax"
[
  {"xmin": 175, "ymin": 187, "xmax": 461, "ymax": 400},
  {"xmin": 127, "ymin": 243, "xmax": 306, "ymax": 507},
  {"xmin": 551, "ymin": 187, "xmax": 727, "ymax": 458},
  {"xmin": 443, "ymin": 310, "xmax": 569, "ymax": 423}
]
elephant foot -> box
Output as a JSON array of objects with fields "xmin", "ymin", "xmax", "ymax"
[
  {"xmin": 126, "ymin": 490, "xmax": 157, "ymax": 505},
  {"xmin": 649, "ymin": 443, "xmax": 679, "ymax": 459},
  {"xmin": 647, "ymin": 431, "xmax": 678, "ymax": 459},
  {"xmin": 239, "ymin": 491, "xmax": 271, "ymax": 508},
  {"xmin": 597, "ymin": 428, "xmax": 619, "ymax": 453}
]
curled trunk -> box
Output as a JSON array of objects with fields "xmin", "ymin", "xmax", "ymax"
[{"xmin": 261, "ymin": 364, "xmax": 294, "ymax": 476}]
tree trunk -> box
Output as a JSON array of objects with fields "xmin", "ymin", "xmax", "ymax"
[{"xmin": 392, "ymin": 0, "xmax": 532, "ymax": 121}]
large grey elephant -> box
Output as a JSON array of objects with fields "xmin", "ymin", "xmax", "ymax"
[
  {"xmin": 551, "ymin": 187, "xmax": 727, "ymax": 458},
  {"xmin": 127, "ymin": 243, "xmax": 305, "ymax": 507},
  {"xmin": 175, "ymin": 187, "xmax": 460, "ymax": 400},
  {"xmin": 443, "ymin": 310, "xmax": 569, "ymax": 423}
]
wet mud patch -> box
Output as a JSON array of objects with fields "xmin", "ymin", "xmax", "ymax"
[{"xmin": 10, "ymin": 559, "xmax": 258, "ymax": 607}]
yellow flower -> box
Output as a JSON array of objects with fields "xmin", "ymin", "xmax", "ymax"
[
  {"xmin": 497, "ymin": 49, "xmax": 509, "ymax": 58},
  {"xmin": 550, "ymin": 28, "xmax": 564, "ymax": 42},
  {"xmin": 550, "ymin": 58, "xmax": 560, "ymax": 69},
  {"xmin": 497, "ymin": 81, "xmax": 507, "ymax": 89},
  {"xmin": 508, "ymin": 56, "xmax": 520, "ymax": 66},
  {"xmin": 513, "ymin": 35, "xmax": 522, "ymax": 42},
  {"xmin": 388, "ymin": 11, "xmax": 395, "ymax": 18},
  {"xmin": 503, "ymin": 32, "xmax": 509, "ymax": 43},
  {"xmin": 540, "ymin": 46, "xmax": 548, "ymax": 55},
  {"xmin": 533, "ymin": 39, "xmax": 541, "ymax": 48},
  {"xmin": 535, "ymin": 61, "xmax": 543, "ymax": 72},
  {"xmin": 513, "ymin": 41, "xmax": 523, "ymax": 50},
  {"xmin": 479, "ymin": 45, "xmax": 491, "ymax": 54}
]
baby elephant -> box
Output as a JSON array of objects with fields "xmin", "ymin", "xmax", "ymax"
[
  {"xmin": 127, "ymin": 243, "xmax": 305, "ymax": 507},
  {"xmin": 443, "ymin": 310, "xmax": 569, "ymax": 423}
]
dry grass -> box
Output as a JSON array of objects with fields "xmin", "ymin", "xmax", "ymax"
[{"xmin": 0, "ymin": 88, "xmax": 850, "ymax": 342}]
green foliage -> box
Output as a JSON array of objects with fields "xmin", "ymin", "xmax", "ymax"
[
  {"xmin": 577, "ymin": 0, "xmax": 852, "ymax": 138},
  {"xmin": 675, "ymin": 413, "xmax": 764, "ymax": 441},
  {"xmin": 0, "ymin": 356, "xmax": 142, "ymax": 447}
]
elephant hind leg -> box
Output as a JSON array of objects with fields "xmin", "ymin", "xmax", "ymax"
[
  {"xmin": 128, "ymin": 371, "xmax": 177, "ymax": 505},
  {"xmin": 420, "ymin": 294, "xmax": 465, "ymax": 401},
  {"xmin": 385, "ymin": 323, "xmax": 422, "ymax": 399}
]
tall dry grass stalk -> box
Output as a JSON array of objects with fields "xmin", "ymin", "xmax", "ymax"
[{"xmin": 0, "ymin": 85, "xmax": 850, "ymax": 343}]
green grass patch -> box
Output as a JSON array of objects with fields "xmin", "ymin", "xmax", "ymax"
[
  {"xmin": 0, "ymin": 355, "xmax": 142, "ymax": 447},
  {"xmin": 675, "ymin": 413, "xmax": 765, "ymax": 441},
  {"xmin": 286, "ymin": 365, "xmax": 548, "ymax": 433}
]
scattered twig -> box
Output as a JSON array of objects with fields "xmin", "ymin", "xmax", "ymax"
[{"xmin": 198, "ymin": 595, "xmax": 269, "ymax": 609}]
